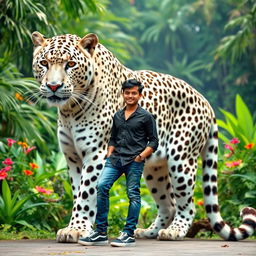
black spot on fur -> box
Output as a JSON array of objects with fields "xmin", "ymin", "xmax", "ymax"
[
  {"xmin": 146, "ymin": 175, "xmax": 153, "ymax": 180},
  {"xmin": 204, "ymin": 185, "xmax": 211, "ymax": 196}
]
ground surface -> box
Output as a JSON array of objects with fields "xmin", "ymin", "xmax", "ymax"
[{"xmin": 0, "ymin": 238, "xmax": 255, "ymax": 256}]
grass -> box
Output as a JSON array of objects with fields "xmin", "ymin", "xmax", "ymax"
[{"xmin": 0, "ymin": 225, "xmax": 55, "ymax": 240}]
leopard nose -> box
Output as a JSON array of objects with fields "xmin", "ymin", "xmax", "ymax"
[{"xmin": 46, "ymin": 82, "xmax": 63, "ymax": 92}]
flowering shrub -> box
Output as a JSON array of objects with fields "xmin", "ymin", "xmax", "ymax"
[
  {"xmin": 0, "ymin": 138, "xmax": 71, "ymax": 231},
  {"xmin": 204, "ymin": 137, "xmax": 255, "ymax": 228}
]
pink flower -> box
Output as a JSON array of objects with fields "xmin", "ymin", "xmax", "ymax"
[
  {"xmin": 232, "ymin": 160, "xmax": 242, "ymax": 166},
  {"xmin": 1, "ymin": 166, "xmax": 12, "ymax": 172},
  {"xmin": 35, "ymin": 186, "xmax": 53, "ymax": 195},
  {"xmin": 230, "ymin": 138, "xmax": 240, "ymax": 144},
  {"xmin": 224, "ymin": 144, "xmax": 234, "ymax": 151},
  {"xmin": 7, "ymin": 138, "xmax": 16, "ymax": 147},
  {"xmin": 225, "ymin": 161, "xmax": 234, "ymax": 168},
  {"xmin": 25, "ymin": 146, "xmax": 36, "ymax": 154},
  {"xmin": 2, "ymin": 158, "xmax": 14, "ymax": 165},
  {"xmin": 0, "ymin": 170, "xmax": 8, "ymax": 180},
  {"xmin": 225, "ymin": 160, "xmax": 242, "ymax": 168}
]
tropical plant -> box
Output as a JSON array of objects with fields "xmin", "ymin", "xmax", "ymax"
[
  {"xmin": 0, "ymin": 59, "xmax": 57, "ymax": 153},
  {"xmin": 0, "ymin": 138, "xmax": 70, "ymax": 231},
  {"xmin": 215, "ymin": 1, "xmax": 256, "ymax": 64},
  {"xmin": 0, "ymin": 179, "xmax": 47, "ymax": 229},
  {"xmin": 217, "ymin": 136, "xmax": 256, "ymax": 226},
  {"xmin": 217, "ymin": 94, "xmax": 256, "ymax": 145}
]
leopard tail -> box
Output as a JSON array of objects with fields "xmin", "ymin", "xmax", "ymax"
[{"xmin": 201, "ymin": 120, "xmax": 256, "ymax": 240}]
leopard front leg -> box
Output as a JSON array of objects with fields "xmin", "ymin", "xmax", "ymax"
[
  {"xmin": 56, "ymin": 126, "xmax": 104, "ymax": 243},
  {"xmin": 57, "ymin": 152, "xmax": 105, "ymax": 242},
  {"xmin": 56, "ymin": 150, "xmax": 92, "ymax": 243}
]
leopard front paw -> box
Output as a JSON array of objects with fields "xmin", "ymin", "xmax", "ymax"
[{"xmin": 56, "ymin": 227, "xmax": 91, "ymax": 243}]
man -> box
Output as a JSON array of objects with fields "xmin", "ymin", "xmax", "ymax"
[{"xmin": 79, "ymin": 79, "xmax": 158, "ymax": 247}]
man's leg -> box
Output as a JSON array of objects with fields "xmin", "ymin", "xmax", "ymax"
[
  {"xmin": 123, "ymin": 161, "xmax": 144, "ymax": 236},
  {"xmin": 95, "ymin": 158, "xmax": 122, "ymax": 233},
  {"xmin": 79, "ymin": 159, "xmax": 122, "ymax": 246}
]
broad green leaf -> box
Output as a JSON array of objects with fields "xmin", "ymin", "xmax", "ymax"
[
  {"xmin": 230, "ymin": 174, "xmax": 256, "ymax": 185},
  {"xmin": 217, "ymin": 132, "xmax": 230, "ymax": 143},
  {"xmin": 55, "ymin": 153, "xmax": 67, "ymax": 171},
  {"xmin": 244, "ymin": 191, "xmax": 256, "ymax": 199},
  {"xmin": 235, "ymin": 94, "xmax": 254, "ymax": 139},
  {"xmin": 16, "ymin": 202, "xmax": 48, "ymax": 216},
  {"xmin": 14, "ymin": 220, "xmax": 36, "ymax": 230},
  {"xmin": 2, "ymin": 180, "xmax": 12, "ymax": 215},
  {"xmin": 219, "ymin": 109, "xmax": 237, "ymax": 126},
  {"xmin": 10, "ymin": 196, "xmax": 31, "ymax": 216}
]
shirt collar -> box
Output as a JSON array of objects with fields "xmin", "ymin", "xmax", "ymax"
[{"xmin": 121, "ymin": 104, "xmax": 141, "ymax": 114}]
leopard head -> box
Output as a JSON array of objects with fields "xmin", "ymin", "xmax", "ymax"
[{"xmin": 31, "ymin": 32, "xmax": 98, "ymax": 107}]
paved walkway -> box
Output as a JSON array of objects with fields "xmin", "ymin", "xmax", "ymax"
[{"xmin": 0, "ymin": 238, "xmax": 255, "ymax": 256}]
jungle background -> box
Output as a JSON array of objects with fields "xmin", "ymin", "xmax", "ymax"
[{"xmin": 0, "ymin": 0, "xmax": 255, "ymax": 239}]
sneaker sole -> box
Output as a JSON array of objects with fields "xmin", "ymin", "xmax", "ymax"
[
  {"xmin": 78, "ymin": 240, "xmax": 109, "ymax": 246},
  {"xmin": 110, "ymin": 242, "xmax": 136, "ymax": 247}
]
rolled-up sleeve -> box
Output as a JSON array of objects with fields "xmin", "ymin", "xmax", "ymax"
[{"xmin": 145, "ymin": 114, "xmax": 159, "ymax": 151}]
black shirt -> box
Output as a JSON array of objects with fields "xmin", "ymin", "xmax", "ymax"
[{"xmin": 108, "ymin": 105, "xmax": 159, "ymax": 166}]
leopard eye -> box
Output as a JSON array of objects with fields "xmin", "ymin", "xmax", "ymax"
[
  {"xmin": 66, "ymin": 61, "xmax": 76, "ymax": 68},
  {"xmin": 40, "ymin": 60, "xmax": 48, "ymax": 67}
]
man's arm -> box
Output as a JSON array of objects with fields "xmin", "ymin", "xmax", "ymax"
[
  {"xmin": 135, "ymin": 114, "xmax": 159, "ymax": 161},
  {"xmin": 134, "ymin": 146, "xmax": 154, "ymax": 161}
]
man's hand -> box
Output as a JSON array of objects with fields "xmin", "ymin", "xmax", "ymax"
[
  {"xmin": 106, "ymin": 145, "xmax": 115, "ymax": 158},
  {"xmin": 134, "ymin": 155, "xmax": 143, "ymax": 162}
]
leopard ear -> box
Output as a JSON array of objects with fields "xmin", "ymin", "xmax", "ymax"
[
  {"xmin": 31, "ymin": 31, "xmax": 46, "ymax": 46},
  {"xmin": 79, "ymin": 33, "xmax": 99, "ymax": 55}
]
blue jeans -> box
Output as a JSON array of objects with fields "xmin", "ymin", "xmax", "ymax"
[{"xmin": 95, "ymin": 158, "xmax": 144, "ymax": 236}]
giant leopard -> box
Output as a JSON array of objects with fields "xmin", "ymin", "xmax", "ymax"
[{"xmin": 31, "ymin": 31, "xmax": 256, "ymax": 243}]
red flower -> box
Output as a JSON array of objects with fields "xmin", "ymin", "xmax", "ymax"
[
  {"xmin": 2, "ymin": 158, "xmax": 14, "ymax": 165},
  {"xmin": 7, "ymin": 138, "xmax": 16, "ymax": 147},
  {"xmin": 197, "ymin": 200, "xmax": 204, "ymax": 206},
  {"xmin": 23, "ymin": 170, "xmax": 34, "ymax": 176},
  {"xmin": 1, "ymin": 166, "xmax": 12, "ymax": 172},
  {"xmin": 29, "ymin": 162, "xmax": 39, "ymax": 169},
  {"xmin": 0, "ymin": 170, "xmax": 8, "ymax": 180},
  {"xmin": 230, "ymin": 138, "xmax": 240, "ymax": 144},
  {"xmin": 244, "ymin": 143, "xmax": 255, "ymax": 150},
  {"xmin": 35, "ymin": 186, "xmax": 53, "ymax": 195}
]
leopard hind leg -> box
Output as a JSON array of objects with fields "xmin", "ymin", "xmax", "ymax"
[
  {"xmin": 158, "ymin": 157, "xmax": 198, "ymax": 240},
  {"xmin": 135, "ymin": 159, "xmax": 176, "ymax": 239}
]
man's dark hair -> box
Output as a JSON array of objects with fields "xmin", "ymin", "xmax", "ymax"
[{"xmin": 122, "ymin": 79, "xmax": 144, "ymax": 94}]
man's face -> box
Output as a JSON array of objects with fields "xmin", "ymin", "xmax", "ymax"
[{"xmin": 122, "ymin": 86, "xmax": 142, "ymax": 106}]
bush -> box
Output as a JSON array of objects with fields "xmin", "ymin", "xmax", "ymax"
[{"xmin": 0, "ymin": 138, "xmax": 71, "ymax": 232}]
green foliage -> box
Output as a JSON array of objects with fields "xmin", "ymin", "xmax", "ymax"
[
  {"xmin": 0, "ymin": 138, "xmax": 70, "ymax": 232},
  {"xmin": 215, "ymin": 1, "xmax": 256, "ymax": 63},
  {"xmin": 0, "ymin": 180, "xmax": 47, "ymax": 229},
  {"xmin": 0, "ymin": 58, "xmax": 57, "ymax": 153},
  {"xmin": 217, "ymin": 94, "xmax": 256, "ymax": 144},
  {"xmin": 0, "ymin": 225, "xmax": 55, "ymax": 240},
  {"xmin": 217, "ymin": 139, "xmax": 256, "ymax": 225}
]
